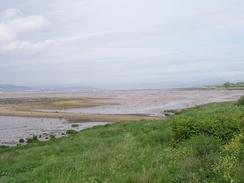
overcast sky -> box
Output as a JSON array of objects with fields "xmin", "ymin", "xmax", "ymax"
[{"xmin": 0, "ymin": 0, "xmax": 244, "ymax": 89}]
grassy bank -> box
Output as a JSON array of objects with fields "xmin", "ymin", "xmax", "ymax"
[{"xmin": 0, "ymin": 102, "xmax": 243, "ymax": 183}]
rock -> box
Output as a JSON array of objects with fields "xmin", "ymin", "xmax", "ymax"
[
  {"xmin": 71, "ymin": 124, "xmax": 79, "ymax": 128},
  {"xmin": 164, "ymin": 112, "xmax": 174, "ymax": 117},
  {"xmin": 43, "ymin": 133, "xmax": 48, "ymax": 136},
  {"xmin": 19, "ymin": 138, "xmax": 25, "ymax": 143}
]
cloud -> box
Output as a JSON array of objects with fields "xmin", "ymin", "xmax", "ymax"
[
  {"xmin": 1, "ymin": 9, "xmax": 22, "ymax": 19},
  {"xmin": 0, "ymin": 9, "xmax": 50, "ymax": 53},
  {"xmin": 0, "ymin": 15, "xmax": 49, "ymax": 42},
  {"xmin": 7, "ymin": 15, "xmax": 49, "ymax": 34},
  {"xmin": 0, "ymin": 40, "xmax": 53, "ymax": 52},
  {"xmin": 0, "ymin": 0, "xmax": 244, "ymax": 87}
]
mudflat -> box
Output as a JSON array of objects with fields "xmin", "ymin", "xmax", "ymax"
[{"xmin": 0, "ymin": 89, "xmax": 243, "ymax": 122}]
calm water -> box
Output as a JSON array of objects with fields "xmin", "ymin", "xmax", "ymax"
[{"xmin": 0, "ymin": 116, "xmax": 110, "ymax": 146}]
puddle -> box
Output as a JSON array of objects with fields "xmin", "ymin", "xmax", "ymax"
[{"xmin": 0, "ymin": 116, "xmax": 110, "ymax": 146}]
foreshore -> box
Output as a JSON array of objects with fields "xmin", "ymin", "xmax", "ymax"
[
  {"xmin": 0, "ymin": 89, "xmax": 243, "ymax": 122},
  {"xmin": 0, "ymin": 107, "xmax": 159, "ymax": 122}
]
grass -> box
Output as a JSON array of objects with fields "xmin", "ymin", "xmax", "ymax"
[{"xmin": 0, "ymin": 102, "xmax": 243, "ymax": 182}]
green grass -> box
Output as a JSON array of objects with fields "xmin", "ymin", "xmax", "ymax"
[{"xmin": 0, "ymin": 102, "xmax": 243, "ymax": 183}]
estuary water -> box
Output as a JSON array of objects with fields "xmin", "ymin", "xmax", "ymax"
[{"xmin": 0, "ymin": 116, "xmax": 110, "ymax": 146}]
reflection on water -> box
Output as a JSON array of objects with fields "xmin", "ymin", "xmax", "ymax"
[{"xmin": 0, "ymin": 116, "xmax": 110, "ymax": 146}]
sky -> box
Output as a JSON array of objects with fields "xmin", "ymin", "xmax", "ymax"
[{"xmin": 0, "ymin": 0, "xmax": 244, "ymax": 89}]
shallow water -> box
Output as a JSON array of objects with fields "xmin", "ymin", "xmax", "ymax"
[{"xmin": 0, "ymin": 116, "xmax": 110, "ymax": 146}]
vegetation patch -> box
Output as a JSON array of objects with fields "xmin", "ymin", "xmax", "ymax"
[
  {"xmin": 212, "ymin": 133, "xmax": 244, "ymax": 182},
  {"xmin": 237, "ymin": 96, "xmax": 244, "ymax": 106},
  {"xmin": 209, "ymin": 82, "xmax": 244, "ymax": 90},
  {"xmin": 26, "ymin": 135, "xmax": 39, "ymax": 144},
  {"xmin": 66, "ymin": 129, "xmax": 78, "ymax": 135}
]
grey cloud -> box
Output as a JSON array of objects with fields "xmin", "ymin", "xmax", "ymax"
[{"xmin": 0, "ymin": 0, "xmax": 244, "ymax": 88}]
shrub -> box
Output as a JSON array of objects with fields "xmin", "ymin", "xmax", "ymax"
[
  {"xmin": 212, "ymin": 133, "xmax": 244, "ymax": 182},
  {"xmin": 172, "ymin": 112, "xmax": 242, "ymax": 143},
  {"xmin": 223, "ymin": 82, "xmax": 231, "ymax": 88},
  {"xmin": 237, "ymin": 96, "xmax": 244, "ymax": 106}
]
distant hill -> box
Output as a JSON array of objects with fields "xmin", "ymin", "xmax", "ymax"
[
  {"xmin": 0, "ymin": 84, "xmax": 97, "ymax": 92},
  {"xmin": 39, "ymin": 85, "xmax": 97, "ymax": 92},
  {"xmin": 0, "ymin": 84, "xmax": 33, "ymax": 92}
]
